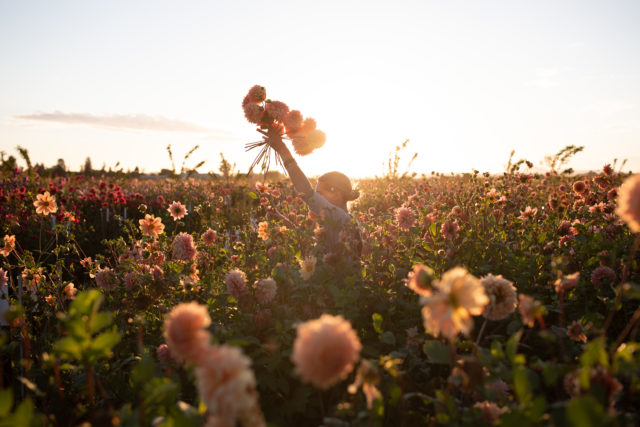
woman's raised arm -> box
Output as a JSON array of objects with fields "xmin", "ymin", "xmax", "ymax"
[{"xmin": 261, "ymin": 128, "xmax": 314, "ymax": 199}]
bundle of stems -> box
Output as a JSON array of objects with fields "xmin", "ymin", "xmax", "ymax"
[{"xmin": 245, "ymin": 128, "xmax": 285, "ymax": 176}]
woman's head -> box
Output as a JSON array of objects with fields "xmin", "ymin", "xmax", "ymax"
[{"xmin": 316, "ymin": 171, "xmax": 359, "ymax": 208}]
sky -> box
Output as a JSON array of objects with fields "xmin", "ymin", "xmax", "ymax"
[{"xmin": 1, "ymin": 0, "xmax": 639, "ymax": 178}]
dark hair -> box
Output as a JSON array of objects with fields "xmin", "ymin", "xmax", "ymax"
[{"xmin": 318, "ymin": 171, "xmax": 360, "ymax": 202}]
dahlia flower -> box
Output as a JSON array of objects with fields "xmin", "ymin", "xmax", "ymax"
[
  {"xmin": 395, "ymin": 206, "xmax": 416, "ymax": 231},
  {"xmin": 139, "ymin": 214, "xmax": 165, "ymax": 237},
  {"xmin": 298, "ymin": 256, "xmax": 317, "ymax": 281},
  {"xmin": 480, "ymin": 274, "xmax": 518, "ymax": 321},
  {"xmin": 420, "ymin": 267, "xmax": 489, "ymax": 340},
  {"xmin": 0, "ymin": 235, "xmax": 15, "ymax": 257},
  {"xmin": 291, "ymin": 314, "xmax": 362, "ymax": 389},
  {"xmin": 590, "ymin": 266, "xmax": 616, "ymax": 288},
  {"xmin": 202, "ymin": 228, "xmax": 217, "ymax": 246},
  {"xmin": 265, "ymin": 100, "xmax": 289, "ymax": 121},
  {"xmin": 247, "ymin": 85, "xmax": 266, "ymax": 103},
  {"xmin": 172, "ymin": 232, "xmax": 197, "ymax": 261},
  {"xmin": 33, "ymin": 191, "xmax": 57, "ymax": 215},
  {"xmin": 405, "ymin": 264, "xmax": 435, "ymax": 297},
  {"xmin": 95, "ymin": 267, "xmax": 118, "ymax": 291},
  {"xmin": 163, "ymin": 302, "xmax": 211, "ymax": 365},
  {"xmin": 253, "ymin": 278, "xmax": 277, "ymax": 304},
  {"xmin": 616, "ymin": 173, "xmax": 640, "ymax": 232},
  {"xmin": 195, "ymin": 345, "xmax": 264, "ymax": 427},
  {"xmin": 63, "ymin": 282, "xmax": 77, "ymax": 300},
  {"xmin": 225, "ymin": 269, "xmax": 248, "ymax": 299},
  {"xmin": 168, "ymin": 201, "xmax": 188, "ymax": 220}
]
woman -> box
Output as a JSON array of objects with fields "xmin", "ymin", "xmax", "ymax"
[{"xmin": 262, "ymin": 128, "xmax": 362, "ymax": 260}]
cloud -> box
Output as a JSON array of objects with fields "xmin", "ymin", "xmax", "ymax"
[
  {"xmin": 526, "ymin": 68, "xmax": 562, "ymax": 88},
  {"xmin": 588, "ymin": 100, "xmax": 636, "ymax": 116},
  {"xmin": 14, "ymin": 111, "xmax": 229, "ymax": 134}
]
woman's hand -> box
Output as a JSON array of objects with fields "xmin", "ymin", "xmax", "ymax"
[{"xmin": 258, "ymin": 126, "xmax": 288, "ymax": 156}]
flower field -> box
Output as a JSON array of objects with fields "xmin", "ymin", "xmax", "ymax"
[{"xmin": 1, "ymin": 163, "xmax": 639, "ymax": 426}]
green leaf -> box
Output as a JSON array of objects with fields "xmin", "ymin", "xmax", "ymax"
[
  {"xmin": 70, "ymin": 290, "xmax": 103, "ymax": 317},
  {"xmin": 513, "ymin": 366, "xmax": 533, "ymax": 405},
  {"xmin": 506, "ymin": 329, "xmax": 523, "ymax": 365},
  {"xmin": 422, "ymin": 340, "xmax": 451, "ymax": 365},
  {"xmin": 0, "ymin": 389, "xmax": 13, "ymax": 418},
  {"xmin": 580, "ymin": 337, "xmax": 608, "ymax": 370},
  {"xmin": 88, "ymin": 312, "xmax": 113, "ymax": 334},
  {"xmin": 429, "ymin": 222, "xmax": 437, "ymax": 236},
  {"xmin": 89, "ymin": 330, "xmax": 121, "ymax": 358},
  {"xmin": 248, "ymin": 191, "xmax": 258, "ymax": 199},
  {"xmin": 372, "ymin": 313, "xmax": 383, "ymax": 335},
  {"xmin": 55, "ymin": 336, "xmax": 83, "ymax": 360},
  {"xmin": 380, "ymin": 331, "xmax": 396, "ymax": 346},
  {"xmin": 10, "ymin": 398, "xmax": 34, "ymax": 426},
  {"xmin": 566, "ymin": 396, "xmax": 607, "ymax": 427}
]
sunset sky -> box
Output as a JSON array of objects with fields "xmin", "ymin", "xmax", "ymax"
[{"xmin": 1, "ymin": 1, "xmax": 639, "ymax": 178}]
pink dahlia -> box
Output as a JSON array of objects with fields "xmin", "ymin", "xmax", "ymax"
[
  {"xmin": 590, "ymin": 266, "xmax": 616, "ymax": 288},
  {"xmin": 554, "ymin": 272, "xmax": 580, "ymax": 294},
  {"xmin": 405, "ymin": 264, "xmax": 435, "ymax": 297},
  {"xmin": 480, "ymin": 274, "xmax": 518, "ymax": 321},
  {"xmin": 172, "ymin": 233, "xmax": 197, "ymax": 261},
  {"xmin": 440, "ymin": 220, "xmax": 460, "ymax": 240},
  {"xmin": 518, "ymin": 294, "xmax": 540, "ymax": 327},
  {"xmin": 202, "ymin": 228, "xmax": 218, "ymax": 246},
  {"xmin": 291, "ymin": 314, "xmax": 362, "ymax": 390},
  {"xmin": 225, "ymin": 269, "xmax": 248, "ymax": 299},
  {"xmin": 0, "ymin": 235, "xmax": 16, "ymax": 257},
  {"xmin": 567, "ymin": 320, "xmax": 587, "ymax": 343},
  {"xmin": 247, "ymin": 85, "xmax": 266, "ymax": 103},
  {"xmin": 395, "ymin": 206, "xmax": 416, "ymax": 231},
  {"xmin": 306, "ymin": 129, "xmax": 326, "ymax": 149},
  {"xmin": 616, "ymin": 174, "xmax": 640, "ymax": 233},
  {"xmin": 421, "ymin": 267, "xmax": 489, "ymax": 340},
  {"xmin": 163, "ymin": 302, "xmax": 211, "ymax": 365},
  {"xmin": 95, "ymin": 267, "xmax": 118, "ymax": 291},
  {"xmin": 283, "ymin": 110, "xmax": 303, "ymax": 131},
  {"xmin": 168, "ymin": 201, "xmax": 188, "ymax": 220},
  {"xmin": 243, "ymin": 103, "xmax": 263, "ymax": 124},
  {"xmin": 265, "ymin": 101, "xmax": 289, "ymax": 121},
  {"xmin": 302, "ymin": 117, "xmax": 317, "ymax": 132},
  {"xmin": 254, "ymin": 278, "xmax": 277, "ymax": 304},
  {"xmin": 195, "ymin": 345, "xmax": 263, "ymax": 427}
]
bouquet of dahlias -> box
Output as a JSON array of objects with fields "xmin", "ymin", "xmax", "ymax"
[{"xmin": 242, "ymin": 85, "xmax": 326, "ymax": 173}]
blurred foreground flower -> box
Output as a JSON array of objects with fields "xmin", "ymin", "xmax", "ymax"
[
  {"xmin": 420, "ymin": 267, "xmax": 489, "ymax": 340},
  {"xmin": 616, "ymin": 173, "xmax": 640, "ymax": 232},
  {"xmin": 196, "ymin": 345, "xmax": 265, "ymax": 427},
  {"xmin": 163, "ymin": 302, "xmax": 211, "ymax": 365},
  {"xmin": 292, "ymin": 314, "xmax": 361, "ymax": 390}
]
